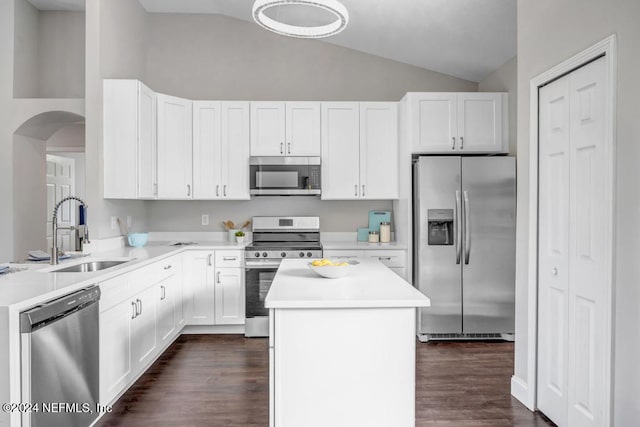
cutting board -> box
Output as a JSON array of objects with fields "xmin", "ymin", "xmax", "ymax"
[{"xmin": 368, "ymin": 211, "xmax": 391, "ymax": 233}]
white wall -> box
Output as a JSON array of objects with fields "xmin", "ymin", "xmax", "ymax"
[
  {"xmin": 46, "ymin": 123, "xmax": 85, "ymax": 150},
  {"xmin": 478, "ymin": 56, "xmax": 517, "ymax": 155},
  {"xmin": 146, "ymin": 199, "xmax": 393, "ymax": 233},
  {"xmin": 13, "ymin": 0, "xmax": 39, "ymax": 98},
  {"xmin": 12, "ymin": 134, "xmax": 46, "ymax": 260},
  {"xmin": 85, "ymin": 0, "xmax": 149, "ymax": 242},
  {"xmin": 38, "ymin": 11, "xmax": 85, "ymax": 98},
  {"xmin": 145, "ymin": 13, "xmax": 477, "ymax": 101},
  {"xmin": 515, "ymin": 0, "xmax": 640, "ymax": 424}
]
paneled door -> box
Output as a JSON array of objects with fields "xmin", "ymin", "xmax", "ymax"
[
  {"xmin": 46, "ymin": 154, "xmax": 75, "ymax": 251},
  {"xmin": 250, "ymin": 102, "xmax": 285, "ymax": 156},
  {"xmin": 537, "ymin": 57, "xmax": 607, "ymax": 427},
  {"xmin": 285, "ymin": 102, "xmax": 320, "ymax": 156},
  {"xmin": 457, "ymin": 93, "xmax": 502, "ymax": 153}
]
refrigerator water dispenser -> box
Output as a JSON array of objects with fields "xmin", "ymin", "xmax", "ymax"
[{"xmin": 427, "ymin": 209, "xmax": 453, "ymax": 245}]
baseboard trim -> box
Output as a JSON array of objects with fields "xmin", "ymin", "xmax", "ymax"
[
  {"xmin": 511, "ymin": 375, "xmax": 534, "ymax": 411},
  {"xmin": 181, "ymin": 325, "xmax": 245, "ymax": 334}
]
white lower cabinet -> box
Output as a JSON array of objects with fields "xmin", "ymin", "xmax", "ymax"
[
  {"xmin": 323, "ymin": 249, "xmax": 408, "ymax": 280},
  {"xmin": 99, "ymin": 256, "xmax": 184, "ymax": 405},
  {"xmin": 183, "ymin": 250, "xmax": 245, "ymax": 326}
]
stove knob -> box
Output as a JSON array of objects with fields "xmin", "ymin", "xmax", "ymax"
[
  {"xmin": 262, "ymin": 252, "xmax": 268, "ymax": 258},
  {"xmin": 307, "ymin": 252, "xmax": 312, "ymax": 258},
  {"xmin": 281, "ymin": 252, "xmax": 287, "ymax": 258},
  {"xmin": 254, "ymin": 252, "xmax": 260, "ymax": 258},
  {"xmin": 299, "ymin": 252, "xmax": 305, "ymax": 258}
]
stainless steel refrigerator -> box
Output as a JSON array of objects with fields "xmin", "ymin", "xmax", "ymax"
[{"xmin": 413, "ymin": 156, "xmax": 516, "ymax": 341}]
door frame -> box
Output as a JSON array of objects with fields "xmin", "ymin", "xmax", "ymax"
[{"xmin": 521, "ymin": 34, "xmax": 616, "ymax": 423}]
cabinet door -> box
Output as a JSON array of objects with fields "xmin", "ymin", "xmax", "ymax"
[
  {"xmin": 157, "ymin": 93, "xmax": 193, "ymax": 199},
  {"xmin": 131, "ymin": 285, "xmax": 157, "ymax": 372},
  {"xmin": 183, "ymin": 251, "xmax": 216, "ymax": 325},
  {"xmin": 360, "ymin": 103, "xmax": 398, "ymax": 199},
  {"xmin": 457, "ymin": 93, "xmax": 503, "ymax": 153},
  {"xmin": 193, "ymin": 101, "xmax": 222, "ymax": 199},
  {"xmin": 157, "ymin": 277, "xmax": 176, "ymax": 345},
  {"xmin": 221, "ymin": 102, "xmax": 251, "ymax": 199},
  {"xmin": 103, "ymin": 79, "xmax": 138, "ymax": 199},
  {"xmin": 285, "ymin": 102, "xmax": 320, "ymax": 156},
  {"xmin": 250, "ymin": 102, "xmax": 285, "ymax": 156},
  {"xmin": 137, "ymin": 82, "xmax": 157, "ymax": 199},
  {"xmin": 412, "ymin": 93, "xmax": 457, "ymax": 153},
  {"xmin": 214, "ymin": 268, "xmax": 245, "ymax": 325},
  {"xmin": 99, "ymin": 297, "xmax": 133, "ymax": 403},
  {"xmin": 321, "ymin": 103, "xmax": 361, "ymax": 200}
]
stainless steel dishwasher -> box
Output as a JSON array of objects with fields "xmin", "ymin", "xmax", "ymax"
[{"xmin": 20, "ymin": 286, "xmax": 100, "ymax": 427}]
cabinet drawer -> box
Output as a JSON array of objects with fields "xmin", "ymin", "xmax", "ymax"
[
  {"xmin": 366, "ymin": 251, "xmax": 406, "ymax": 268},
  {"xmin": 323, "ymin": 250, "xmax": 364, "ymax": 259},
  {"xmin": 215, "ymin": 250, "xmax": 243, "ymax": 267},
  {"xmin": 99, "ymin": 275, "xmax": 130, "ymax": 312}
]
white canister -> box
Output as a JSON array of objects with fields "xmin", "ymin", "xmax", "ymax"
[
  {"xmin": 368, "ymin": 231, "xmax": 380, "ymax": 243},
  {"xmin": 379, "ymin": 222, "xmax": 391, "ymax": 243}
]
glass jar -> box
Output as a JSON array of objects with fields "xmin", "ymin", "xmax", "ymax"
[
  {"xmin": 379, "ymin": 222, "xmax": 391, "ymax": 243},
  {"xmin": 368, "ymin": 231, "xmax": 380, "ymax": 243}
]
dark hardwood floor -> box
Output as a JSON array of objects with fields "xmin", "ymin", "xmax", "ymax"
[{"xmin": 97, "ymin": 335, "xmax": 554, "ymax": 427}]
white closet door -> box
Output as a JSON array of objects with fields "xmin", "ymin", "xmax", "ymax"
[
  {"xmin": 566, "ymin": 57, "xmax": 606, "ymax": 427},
  {"xmin": 537, "ymin": 75, "xmax": 571, "ymax": 427},
  {"xmin": 538, "ymin": 56, "xmax": 607, "ymax": 427}
]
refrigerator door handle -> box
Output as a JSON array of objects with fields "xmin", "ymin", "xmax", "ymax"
[
  {"xmin": 464, "ymin": 190, "xmax": 471, "ymax": 264},
  {"xmin": 455, "ymin": 190, "xmax": 462, "ymax": 264}
]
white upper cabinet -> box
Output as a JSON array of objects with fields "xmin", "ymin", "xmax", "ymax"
[
  {"xmin": 408, "ymin": 92, "xmax": 507, "ymax": 154},
  {"xmin": 321, "ymin": 103, "xmax": 361, "ymax": 199},
  {"xmin": 157, "ymin": 93, "xmax": 193, "ymax": 199},
  {"xmin": 285, "ymin": 102, "xmax": 321, "ymax": 156},
  {"xmin": 359, "ymin": 102, "xmax": 398, "ymax": 199},
  {"xmin": 104, "ymin": 79, "xmax": 157, "ymax": 199},
  {"xmin": 193, "ymin": 101, "xmax": 250, "ymax": 200},
  {"xmin": 322, "ymin": 102, "xmax": 399, "ymax": 200},
  {"xmin": 251, "ymin": 102, "xmax": 320, "ymax": 156},
  {"xmin": 220, "ymin": 102, "xmax": 251, "ymax": 199}
]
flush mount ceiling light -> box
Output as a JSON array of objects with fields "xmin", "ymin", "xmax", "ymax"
[{"xmin": 252, "ymin": 0, "xmax": 349, "ymax": 39}]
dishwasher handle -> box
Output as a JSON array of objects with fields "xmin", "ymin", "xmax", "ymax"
[{"xmin": 20, "ymin": 286, "xmax": 101, "ymax": 333}]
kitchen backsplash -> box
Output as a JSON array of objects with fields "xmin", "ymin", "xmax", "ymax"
[{"xmin": 145, "ymin": 199, "xmax": 393, "ymax": 232}]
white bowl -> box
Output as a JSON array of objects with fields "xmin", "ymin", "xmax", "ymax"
[{"xmin": 308, "ymin": 261, "xmax": 359, "ymax": 279}]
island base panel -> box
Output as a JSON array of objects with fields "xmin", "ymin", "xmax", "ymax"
[{"xmin": 271, "ymin": 307, "xmax": 416, "ymax": 427}]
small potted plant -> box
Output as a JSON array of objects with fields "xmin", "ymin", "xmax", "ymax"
[{"xmin": 235, "ymin": 230, "xmax": 246, "ymax": 244}]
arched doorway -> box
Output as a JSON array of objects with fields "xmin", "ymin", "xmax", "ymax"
[{"xmin": 12, "ymin": 111, "xmax": 85, "ymax": 260}]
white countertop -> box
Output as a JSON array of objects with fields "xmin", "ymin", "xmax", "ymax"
[
  {"xmin": 265, "ymin": 258, "xmax": 429, "ymax": 309},
  {"xmin": 321, "ymin": 240, "xmax": 408, "ymax": 250},
  {"xmin": 0, "ymin": 241, "xmax": 246, "ymax": 310}
]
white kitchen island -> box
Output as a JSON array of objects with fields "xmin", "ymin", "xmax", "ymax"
[{"xmin": 265, "ymin": 258, "xmax": 430, "ymax": 427}]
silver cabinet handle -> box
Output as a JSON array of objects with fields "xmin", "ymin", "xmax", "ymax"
[
  {"xmin": 216, "ymin": 185, "xmax": 220, "ymax": 197},
  {"xmin": 164, "ymin": 265, "xmax": 172, "ymax": 270},
  {"xmin": 153, "ymin": 183, "xmax": 158, "ymax": 196},
  {"xmin": 131, "ymin": 301, "xmax": 137, "ymax": 319},
  {"xmin": 287, "ymin": 142, "xmax": 291, "ymax": 154},
  {"xmin": 208, "ymin": 253, "xmax": 212, "ymax": 266},
  {"xmin": 280, "ymin": 142, "xmax": 284, "ymax": 154},
  {"xmin": 161, "ymin": 285, "xmax": 166, "ymax": 300},
  {"xmin": 223, "ymin": 185, "xmax": 227, "ymax": 197},
  {"xmin": 354, "ymin": 185, "xmax": 358, "ymax": 197},
  {"xmin": 362, "ymin": 185, "xmax": 365, "ymax": 197},
  {"xmin": 463, "ymin": 190, "xmax": 470, "ymax": 264},
  {"xmin": 455, "ymin": 191, "xmax": 462, "ymax": 264},
  {"xmin": 460, "ymin": 136, "xmax": 464, "ymax": 150},
  {"xmin": 187, "ymin": 184, "xmax": 191, "ymax": 196},
  {"xmin": 136, "ymin": 299, "xmax": 142, "ymax": 316},
  {"xmin": 223, "ymin": 257, "xmax": 237, "ymax": 261},
  {"xmin": 216, "ymin": 271, "xmax": 221, "ymax": 283},
  {"xmin": 451, "ymin": 137, "xmax": 456, "ymax": 150},
  {"xmin": 378, "ymin": 257, "xmax": 392, "ymax": 261}
]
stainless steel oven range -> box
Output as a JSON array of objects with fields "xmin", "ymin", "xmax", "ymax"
[{"xmin": 244, "ymin": 216, "xmax": 322, "ymax": 337}]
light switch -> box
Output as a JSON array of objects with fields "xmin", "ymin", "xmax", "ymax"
[
  {"xmin": 126, "ymin": 216, "xmax": 132, "ymax": 228},
  {"xmin": 202, "ymin": 214, "xmax": 209, "ymax": 226},
  {"xmin": 111, "ymin": 216, "xmax": 118, "ymax": 230}
]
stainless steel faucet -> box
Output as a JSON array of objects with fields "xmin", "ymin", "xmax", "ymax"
[{"xmin": 51, "ymin": 196, "xmax": 90, "ymax": 265}]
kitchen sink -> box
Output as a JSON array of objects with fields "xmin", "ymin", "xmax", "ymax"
[{"xmin": 50, "ymin": 260, "xmax": 128, "ymax": 273}]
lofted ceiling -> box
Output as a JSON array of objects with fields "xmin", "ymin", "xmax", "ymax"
[{"xmin": 27, "ymin": 0, "xmax": 517, "ymax": 82}]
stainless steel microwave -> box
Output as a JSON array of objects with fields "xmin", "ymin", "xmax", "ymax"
[{"xmin": 249, "ymin": 157, "xmax": 321, "ymax": 196}]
